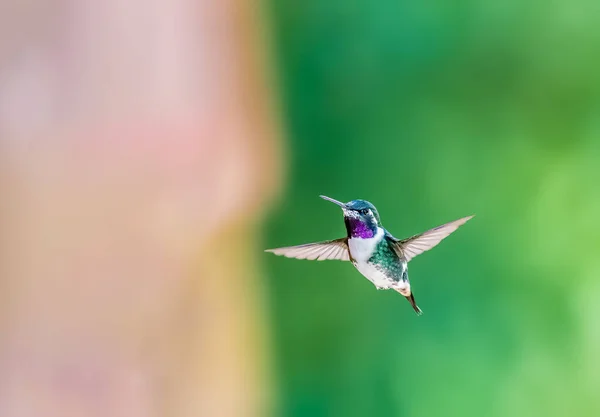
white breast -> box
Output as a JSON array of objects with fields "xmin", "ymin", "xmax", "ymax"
[
  {"xmin": 348, "ymin": 228, "xmax": 394, "ymax": 288},
  {"xmin": 347, "ymin": 227, "xmax": 385, "ymax": 262}
]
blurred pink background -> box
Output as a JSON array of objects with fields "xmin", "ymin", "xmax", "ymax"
[{"xmin": 0, "ymin": 1, "xmax": 281, "ymax": 416}]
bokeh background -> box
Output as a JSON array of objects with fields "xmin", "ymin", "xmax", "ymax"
[
  {"xmin": 2, "ymin": 0, "xmax": 600, "ymax": 416},
  {"xmin": 265, "ymin": 1, "xmax": 600, "ymax": 417}
]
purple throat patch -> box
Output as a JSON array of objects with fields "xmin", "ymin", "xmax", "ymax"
[{"xmin": 347, "ymin": 218, "xmax": 375, "ymax": 238}]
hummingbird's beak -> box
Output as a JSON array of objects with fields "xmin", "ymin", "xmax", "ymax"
[{"xmin": 320, "ymin": 195, "xmax": 346, "ymax": 209}]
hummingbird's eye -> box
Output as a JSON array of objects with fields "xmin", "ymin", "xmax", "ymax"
[{"xmin": 361, "ymin": 209, "xmax": 370, "ymax": 215}]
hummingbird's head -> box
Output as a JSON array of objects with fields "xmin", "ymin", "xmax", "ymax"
[{"xmin": 320, "ymin": 195, "xmax": 381, "ymax": 238}]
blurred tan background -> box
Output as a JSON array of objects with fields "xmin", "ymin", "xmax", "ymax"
[{"xmin": 1, "ymin": 1, "xmax": 280, "ymax": 416}]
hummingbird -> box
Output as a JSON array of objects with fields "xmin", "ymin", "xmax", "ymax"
[{"xmin": 266, "ymin": 196, "xmax": 473, "ymax": 315}]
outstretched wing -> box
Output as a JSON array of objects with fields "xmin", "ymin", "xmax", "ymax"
[
  {"xmin": 389, "ymin": 216, "xmax": 473, "ymax": 262},
  {"xmin": 265, "ymin": 238, "xmax": 350, "ymax": 261}
]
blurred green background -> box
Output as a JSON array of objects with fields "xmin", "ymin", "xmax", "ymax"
[{"xmin": 263, "ymin": 1, "xmax": 600, "ymax": 416}]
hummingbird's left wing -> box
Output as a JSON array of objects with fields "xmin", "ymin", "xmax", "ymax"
[
  {"xmin": 388, "ymin": 215, "xmax": 473, "ymax": 262},
  {"xmin": 265, "ymin": 238, "xmax": 349, "ymax": 261}
]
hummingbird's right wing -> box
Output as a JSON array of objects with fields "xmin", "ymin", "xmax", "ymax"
[
  {"xmin": 265, "ymin": 238, "xmax": 350, "ymax": 261},
  {"xmin": 388, "ymin": 216, "xmax": 473, "ymax": 262}
]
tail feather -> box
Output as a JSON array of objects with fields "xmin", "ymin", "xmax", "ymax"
[{"xmin": 406, "ymin": 293, "xmax": 423, "ymax": 316}]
